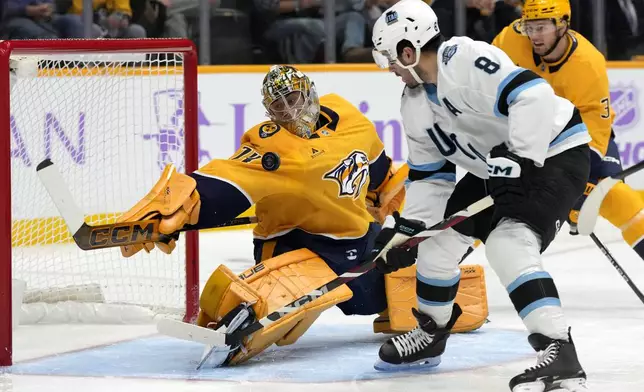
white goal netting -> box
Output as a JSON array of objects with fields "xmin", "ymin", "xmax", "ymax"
[{"xmin": 10, "ymin": 50, "xmax": 193, "ymax": 325}]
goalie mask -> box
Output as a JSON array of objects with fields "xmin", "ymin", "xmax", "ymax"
[{"xmin": 261, "ymin": 65, "xmax": 320, "ymax": 139}]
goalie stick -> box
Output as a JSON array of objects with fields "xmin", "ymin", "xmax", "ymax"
[
  {"xmin": 577, "ymin": 159, "xmax": 644, "ymax": 235},
  {"xmin": 158, "ymin": 194, "xmax": 494, "ymax": 353},
  {"xmin": 36, "ymin": 159, "xmax": 257, "ymax": 251}
]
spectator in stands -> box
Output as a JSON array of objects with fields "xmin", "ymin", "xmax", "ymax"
[
  {"xmin": 253, "ymin": 0, "xmax": 326, "ymax": 64},
  {"xmin": 69, "ymin": 0, "xmax": 146, "ymax": 38},
  {"xmin": 130, "ymin": 0, "xmax": 188, "ymax": 38},
  {"xmin": 333, "ymin": 0, "xmax": 374, "ymax": 62},
  {"xmin": 2, "ymin": 0, "xmax": 99, "ymax": 39},
  {"xmin": 569, "ymin": 0, "xmax": 643, "ymax": 60},
  {"xmin": 604, "ymin": 0, "xmax": 643, "ymax": 60},
  {"xmin": 430, "ymin": 0, "xmax": 521, "ymax": 43}
]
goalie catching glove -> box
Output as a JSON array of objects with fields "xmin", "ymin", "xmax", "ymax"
[{"xmin": 116, "ymin": 164, "xmax": 201, "ymax": 257}]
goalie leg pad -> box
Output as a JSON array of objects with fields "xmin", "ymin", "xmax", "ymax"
[
  {"xmin": 377, "ymin": 264, "xmax": 488, "ymax": 333},
  {"xmin": 198, "ymin": 248, "xmax": 353, "ymax": 365}
]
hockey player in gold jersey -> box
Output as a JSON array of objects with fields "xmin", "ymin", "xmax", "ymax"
[
  {"xmin": 113, "ymin": 65, "xmax": 488, "ymax": 366},
  {"xmin": 493, "ymin": 0, "xmax": 644, "ymax": 259}
]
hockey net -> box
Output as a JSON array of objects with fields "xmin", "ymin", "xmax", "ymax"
[{"xmin": 1, "ymin": 39, "xmax": 199, "ymax": 365}]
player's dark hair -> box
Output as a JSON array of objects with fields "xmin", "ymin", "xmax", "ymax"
[{"xmin": 395, "ymin": 33, "xmax": 445, "ymax": 58}]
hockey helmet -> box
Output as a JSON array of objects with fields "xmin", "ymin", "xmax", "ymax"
[
  {"xmin": 371, "ymin": 0, "xmax": 441, "ymax": 73},
  {"xmin": 521, "ymin": 0, "xmax": 571, "ymax": 31}
]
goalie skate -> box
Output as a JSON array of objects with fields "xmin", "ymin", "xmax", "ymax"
[{"xmin": 157, "ymin": 303, "xmax": 256, "ymax": 369}]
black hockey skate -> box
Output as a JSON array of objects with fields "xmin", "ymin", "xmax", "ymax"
[
  {"xmin": 509, "ymin": 328, "xmax": 587, "ymax": 392},
  {"xmin": 374, "ymin": 303, "xmax": 462, "ymax": 372}
]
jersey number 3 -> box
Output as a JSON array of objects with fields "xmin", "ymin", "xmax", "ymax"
[{"xmin": 600, "ymin": 97, "xmax": 611, "ymax": 119}]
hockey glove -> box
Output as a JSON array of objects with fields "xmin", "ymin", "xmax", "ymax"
[
  {"xmin": 568, "ymin": 181, "xmax": 596, "ymax": 235},
  {"xmin": 486, "ymin": 144, "xmax": 531, "ymax": 207},
  {"xmin": 372, "ymin": 211, "xmax": 426, "ymax": 274},
  {"xmin": 568, "ymin": 149, "xmax": 603, "ymax": 235}
]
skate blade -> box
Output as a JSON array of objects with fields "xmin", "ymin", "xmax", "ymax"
[
  {"xmin": 512, "ymin": 378, "xmax": 588, "ymax": 392},
  {"xmin": 196, "ymin": 344, "xmax": 232, "ymax": 370},
  {"xmin": 373, "ymin": 356, "xmax": 441, "ymax": 372}
]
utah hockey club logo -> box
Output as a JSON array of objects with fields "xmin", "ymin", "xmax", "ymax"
[
  {"xmin": 610, "ymin": 84, "xmax": 639, "ymax": 131},
  {"xmin": 442, "ymin": 44, "xmax": 458, "ymax": 65},
  {"xmin": 385, "ymin": 10, "xmax": 398, "ymax": 25},
  {"xmin": 323, "ymin": 150, "xmax": 370, "ymax": 199}
]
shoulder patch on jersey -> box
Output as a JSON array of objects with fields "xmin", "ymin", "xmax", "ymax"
[
  {"xmin": 512, "ymin": 20, "xmax": 523, "ymax": 35},
  {"xmin": 385, "ymin": 10, "xmax": 398, "ymax": 25},
  {"xmin": 442, "ymin": 44, "xmax": 458, "ymax": 65},
  {"xmin": 259, "ymin": 123, "xmax": 281, "ymax": 138},
  {"xmin": 323, "ymin": 150, "xmax": 370, "ymax": 199}
]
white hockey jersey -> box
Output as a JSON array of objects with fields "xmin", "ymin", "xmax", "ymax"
[{"xmin": 400, "ymin": 36, "xmax": 591, "ymax": 224}]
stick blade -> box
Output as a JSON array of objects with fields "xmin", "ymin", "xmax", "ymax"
[
  {"xmin": 157, "ymin": 318, "xmax": 227, "ymax": 347},
  {"xmin": 36, "ymin": 159, "xmax": 86, "ymax": 235},
  {"xmin": 577, "ymin": 177, "xmax": 620, "ymax": 235}
]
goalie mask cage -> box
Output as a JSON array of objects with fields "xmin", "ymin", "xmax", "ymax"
[{"xmin": 0, "ymin": 39, "xmax": 200, "ymax": 366}]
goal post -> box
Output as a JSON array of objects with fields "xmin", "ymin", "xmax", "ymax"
[{"xmin": 0, "ymin": 39, "xmax": 200, "ymax": 366}]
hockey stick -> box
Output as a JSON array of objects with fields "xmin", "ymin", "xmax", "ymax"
[
  {"xmin": 590, "ymin": 233, "xmax": 644, "ymax": 304},
  {"xmin": 577, "ymin": 159, "xmax": 644, "ymax": 235},
  {"xmin": 36, "ymin": 159, "xmax": 257, "ymax": 251},
  {"xmin": 158, "ymin": 195, "xmax": 494, "ymax": 349}
]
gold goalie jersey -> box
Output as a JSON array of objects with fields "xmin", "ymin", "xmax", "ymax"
[
  {"xmin": 493, "ymin": 20, "xmax": 614, "ymax": 157},
  {"xmin": 192, "ymin": 93, "xmax": 387, "ymax": 240}
]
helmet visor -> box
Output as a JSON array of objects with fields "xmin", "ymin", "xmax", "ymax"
[
  {"xmin": 373, "ymin": 48, "xmax": 418, "ymax": 70},
  {"xmin": 373, "ymin": 49, "xmax": 395, "ymax": 69},
  {"xmin": 522, "ymin": 20, "xmax": 558, "ymax": 37}
]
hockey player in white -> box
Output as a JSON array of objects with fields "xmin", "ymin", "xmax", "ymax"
[{"xmin": 370, "ymin": 1, "xmax": 591, "ymax": 391}]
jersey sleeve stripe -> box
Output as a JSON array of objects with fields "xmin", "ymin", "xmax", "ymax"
[
  {"xmin": 189, "ymin": 172, "xmax": 253, "ymax": 230},
  {"xmin": 408, "ymin": 161, "xmax": 456, "ymax": 182},
  {"xmin": 407, "ymin": 159, "xmax": 447, "ymax": 172},
  {"xmin": 549, "ymin": 124, "xmax": 588, "ymax": 147},
  {"xmin": 506, "ymin": 79, "xmax": 546, "ymax": 106},
  {"xmin": 192, "ymin": 171, "xmax": 254, "ymax": 205},
  {"xmin": 549, "ymin": 109, "xmax": 589, "ymax": 147},
  {"xmin": 368, "ymin": 151, "xmax": 390, "ymax": 191},
  {"xmin": 494, "ymin": 69, "xmax": 543, "ymax": 117}
]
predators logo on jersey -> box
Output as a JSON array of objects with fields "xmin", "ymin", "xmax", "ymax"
[{"xmin": 324, "ymin": 150, "xmax": 370, "ymax": 199}]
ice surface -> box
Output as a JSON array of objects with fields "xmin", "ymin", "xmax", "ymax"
[{"xmin": 3, "ymin": 220, "xmax": 644, "ymax": 392}]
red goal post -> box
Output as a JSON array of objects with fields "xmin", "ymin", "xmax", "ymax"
[{"xmin": 0, "ymin": 39, "xmax": 200, "ymax": 366}]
